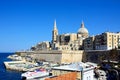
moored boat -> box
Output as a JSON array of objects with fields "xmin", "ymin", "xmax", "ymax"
[{"xmin": 21, "ymin": 68, "xmax": 49, "ymax": 80}]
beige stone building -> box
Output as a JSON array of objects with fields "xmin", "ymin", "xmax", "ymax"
[
  {"xmin": 83, "ymin": 36, "xmax": 95, "ymax": 50},
  {"xmin": 30, "ymin": 20, "xmax": 89, "ymax": 51},
  {"xmin": 95, "ymin": 32, "xmax": 120, "ymax": 50},
  {"xmin": 31, "ymin": 41, "xmax": 50, "ymax": 51},
  {"xmin": 30, "ymin": 20, "xmax": 120, "ymax": 51},
  {"xmin": 51, "ymin": 20, "xmax": 89, "ymax": 50},
  {"xmin": 84, "ymin": 32, "xmax": 120, "ymax": 50}
]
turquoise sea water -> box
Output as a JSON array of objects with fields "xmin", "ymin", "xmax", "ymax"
[{"xmin": 0, "ymin": 53, "xmax": 22, "ymax": 80}]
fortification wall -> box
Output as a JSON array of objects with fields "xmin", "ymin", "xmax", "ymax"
[
  {"xmin": 84, "ymin": 50, "xmax": 120, "ymax": 63},
  {"xmin": 16, "ymin": 50, "xmax": 120, "ymax": 64},
  {"xmin": 33, "ymin": 51, "xmax": 62, "ymax": 63},
  {"xmin": 83, "ymin": 50, "xmax": 107, "ymax": 63},
  {"xmin": 61, "ymin": 50, "xmax": 83, "ymax": 63},
  {"xmin": 30, "ymin": 50, "xmax": 84, "ymax": 63}
]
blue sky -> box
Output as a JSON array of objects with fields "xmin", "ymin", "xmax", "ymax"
[{"xmin": 0, "ymin": 0, "xmax": 120, "ymax": 52}]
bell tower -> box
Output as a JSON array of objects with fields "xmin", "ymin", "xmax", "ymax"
[{"xmin": 52, "ymin": 20, "xmax": 58, "ymax": 43}]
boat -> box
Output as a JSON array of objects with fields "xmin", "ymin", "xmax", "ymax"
[
  {"xmin": 7, "ymin": 54, "xmax": 22, "ymax": 61},
  {"xmin": 21, "ymin": 68, "xmax": 49, "ymax": 80}
]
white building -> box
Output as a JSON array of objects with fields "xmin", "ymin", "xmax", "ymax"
[{"xmin": 52, "ymin": 62, "xmax": 94, "ymax": 80}]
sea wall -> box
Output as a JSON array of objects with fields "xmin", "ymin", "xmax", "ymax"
[
  {"xmin": 61, "ymin": 50, "xmax": 83, "ymax": 63},
  {"xmin": 30, "ymin": 50, "xmax": 83, "ymax": 64},
  {"xmin": 16, "ymin": 51, "xmax": 34, "ymax": 56},
  {"xmin": 17, "ymin": 49, "xmax": 120, "ymax": 64},
  {"xmin": 33, "ymin": 50, "xmax": 62, "ymax": 63},
  {"xmin": 84, "ymin": 50, "xmax": 120, "ymax": 63}
]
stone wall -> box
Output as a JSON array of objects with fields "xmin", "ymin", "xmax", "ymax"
[
  {"xmin": 33, "ymin": 51, "xmax": 62, "ymax": 63},
  {"xmin": 83, "ymin": 50, "xmax": 108, "ymax": 63},
  {"xmin": 16, "ymin": 51, "xmax": 34, "ymax": 56},
  {"xmin": 30, "ymin": 50, "xmax": 84, "ymax": 64},
  {"xmin": 61, "ymin": 50, "xmax": 83, "ymax": 63},
  {"xmin": 84, "ymin": 50, "xmax": 120, "ymax": 63},
  {"xmin": 17, "ymin": 50, "xmax": 120, "ymax": 64}
]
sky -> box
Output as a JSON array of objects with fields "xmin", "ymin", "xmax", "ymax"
[{"xmin": 0, "ymin": 0, "xmax": 120, "ymax": 52}]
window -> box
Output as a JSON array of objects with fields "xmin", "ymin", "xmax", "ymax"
[
  {"xmin": 89, "ymin": 76, "xmax": 91, "ymax": 80},
  {"xmin": 70, "ymin": 44, "xmax": 72, "ymax": 47},
  {"xmin": 87, "ymin": 77, "xmax": 88, "ymax": 80},
  {"xmin": 109, "ymin": 42, "xmax": 111, "ymax": 44}
]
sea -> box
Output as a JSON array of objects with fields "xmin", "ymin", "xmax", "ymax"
[{"xmin": 0, "ymin": 53, "xmax": 22, "ymax": 80}]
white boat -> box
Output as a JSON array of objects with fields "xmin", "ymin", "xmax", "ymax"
[{"xmin": 21, "ymin": 68, "xmax": 49, "ymax": 80}]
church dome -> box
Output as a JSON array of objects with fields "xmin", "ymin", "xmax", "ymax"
[{"xmin": 78, "ymin": 21, "xmax": 88, "ymax": 34}]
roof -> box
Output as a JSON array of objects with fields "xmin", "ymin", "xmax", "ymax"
[
  {"xmin": 85, "ymin": 62, "xmax": 98, "ymax": 67},
  {"xmin": 52, "ymin": 62, "xmax": 94, "ymax": 72},
  {"xmin": 78, "ymin": 21, "xmax": 89, "ymax": 34}
]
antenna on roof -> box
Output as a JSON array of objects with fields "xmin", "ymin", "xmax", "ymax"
[{"xmin": 106, "ymin": 27, "xmax": 110, "ymax": 32}]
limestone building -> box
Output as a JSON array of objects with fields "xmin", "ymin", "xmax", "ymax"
[
  {"xmin": 30, "ymin": 20, "xmax": 120, "ymax": 51},
  {"xmin": 52, "ymin": 20, "xmax": 89, "ymax": 50},
  {"xmin": 83, "ymin": 36, "xmax": 95, "ymax": 50},
  {"xmin": 84, "ymin": 32, "xmax": 120, "ymax": 50},
  {"xmin": 95, "ymin": 32, "xmax": 120, "ymax": 50},
  {"xmin": 30, "ymin": 20, "xmax": 89, "ymax": 51},
  {"xmin": 31, "ymin": 41, "xmax": 51, "ymax": 51}
]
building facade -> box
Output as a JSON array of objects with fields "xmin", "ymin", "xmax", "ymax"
[
  {"xmin": 83, "ymin": 36, "xmax": 95, "ymax": 50},
  {"xmin": 84, "ymin": 32, "xmax": 120, "ymax": 50},
  {"xmin": 51, "ymin": 62, "xmax": 94, "ymax": 80},
  {"xmin": 30, "ymin": 20, "xmax": 120, "ymax": 51},
  {"xmin": 52, "ymin": 20, "xmax": 89, "ymax": 50},
  {"xmin": 31, "ymin": 41, "xmax": 51, "ymax": 51}
]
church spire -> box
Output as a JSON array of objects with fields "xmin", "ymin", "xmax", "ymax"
[
  {"xmin": 54, "ymin": 20, "xmax": 57, "ymax": 30},
  {"xmin": 52, "ymin": 20, "xmax": 58, "ymax": 43}
]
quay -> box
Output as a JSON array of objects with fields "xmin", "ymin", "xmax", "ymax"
[{"xmin": 4, "ymin": 61, "xmax": 41, "ymax": 72}]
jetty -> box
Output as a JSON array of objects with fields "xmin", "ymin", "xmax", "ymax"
[{"xmin": 4, "ymin": 61, "xmax": 41, "ymax": 72}]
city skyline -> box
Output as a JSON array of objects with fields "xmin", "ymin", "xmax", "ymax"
[{"xmin": 0, "ymin": 0, "xmax": 120, "ymax": 52}]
